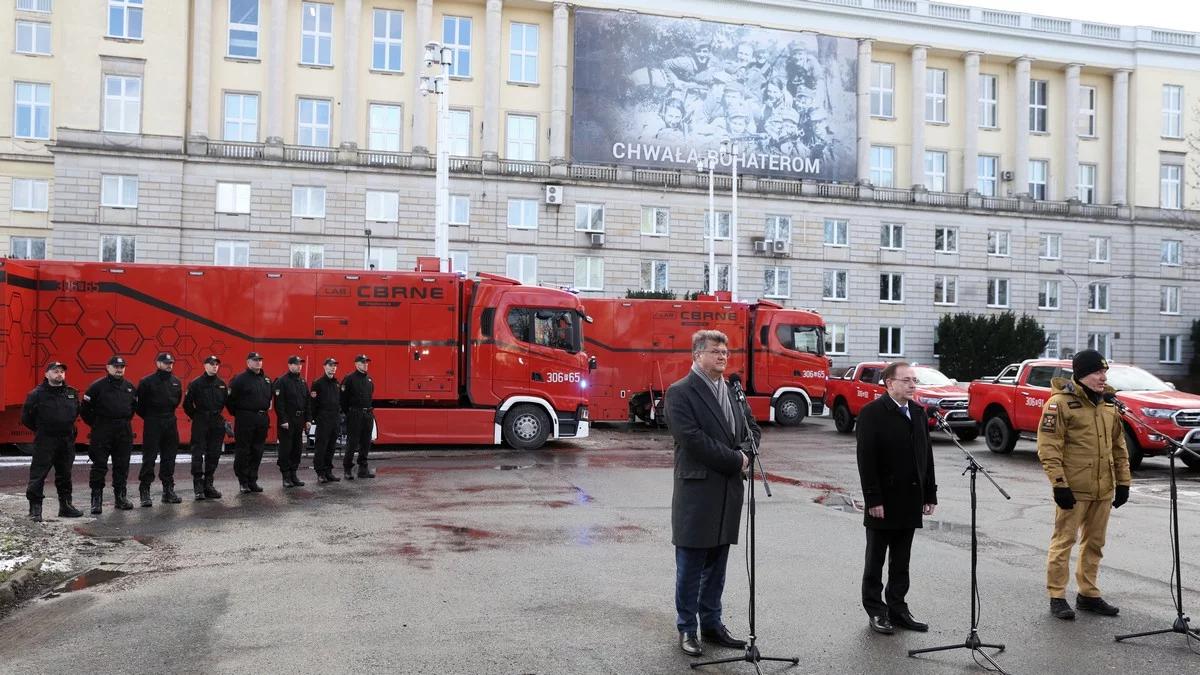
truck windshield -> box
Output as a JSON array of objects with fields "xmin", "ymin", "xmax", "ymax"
[
  {"xmin": 913, "ymin": 366, "xmax": 953, "ymax": 386},
  {"xmin": 1106, "ymin": 365, "xmax": 1172, "ymax": 392},
  {"xmin": 776, "ymin": 324, "xmax": 824, "ymax": 356},
  {"xmin": 507, "ymin": 307, "xmax": 582, "ymax": 353}
]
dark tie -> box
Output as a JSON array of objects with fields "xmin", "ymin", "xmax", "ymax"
[{"xmin": 901, "ymin": 405, "xmax": 910, "ymax": 420}]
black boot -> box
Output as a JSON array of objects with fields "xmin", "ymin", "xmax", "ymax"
[
  {"xmin": 28, "ymin": 501, "xmax": 43, "ymax": 522},
  {"xmin": 161, "ymin": 482, "xmax": 182, "ymax": 504},
  {"xmin": 357, "ymin": 466, "xmax": 376, "ymax": 479},
  {"xmin": 114, "ymin": 488, "xmax": 134, "ymax": 511},
  {"xmin": 58, "ymin": 498, "xmax": 83, "ymax": 518},
  {"xmin": 239, "ymin": 481, "xmax": 252, "ymax": 494},
  {"xmin": 193, "ymin": 477, "xmax": 207, "ymax": 501},
  {"xmin": 316, "ymin": 472, "xmax": 329, "ymax": 484},
  {"xmin": 289, "ymin": 471, "xmax": 306, "ymax": 487},
  {"xmin": 282, "ymin": 472, "xmax": 296, "ymax": 488},
  {"xmin": 325, "ymin": 470, "xmax": 340, "ymax": 482},
  {"xmin": 343, "ymin": 467, "xmax": 355, "ymax": 481},
  {"xmin": 90, "ymin": 489, "xmax": 104, "ymax": 515},
  {"xmin": 248, "ymin": 480, "xmax": 264, "ymax": 493},
  {"xmin": 139, "ymin": 484, "xmax": 153, "ymax": 507},
  {"xmin": 203, "ymin": 477, "xmax": 222, "ymax": 499}
]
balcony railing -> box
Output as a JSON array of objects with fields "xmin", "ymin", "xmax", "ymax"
[
  {"xmin": 500, "ymin": 159, "xmax": 550, "ymax": 177},
  {"xmin": 634, "ymin": 168, "xmax": 681, "ymax": 187},
  {"xmin": 207, "ymin": 140, "xmax": 264, "ymax": 159},
  {"xmin": 357, "ymin": 150, "xmax": 412, "ymax": 168},
  {"xmin": 284, "ymin": 145, "xmax": 336, "ymax": 164}
]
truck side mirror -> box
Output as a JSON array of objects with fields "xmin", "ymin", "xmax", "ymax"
[
  {"xmin": 588, "ymin": 356, "xmax": 598, "ymax": 371},
  {"xmin": 1166, "ymin": 381, "xmax": 1177, "ymax": 390}
]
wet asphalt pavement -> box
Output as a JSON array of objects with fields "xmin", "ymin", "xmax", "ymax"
[{"xmin": 2, "ymin": 420, "xmax": 1200, "ymax": 674}]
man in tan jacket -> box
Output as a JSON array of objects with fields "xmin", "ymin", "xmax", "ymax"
[{"xmin": 1037, "ymin": 349, "xmax": 1132, "ymax": 620}]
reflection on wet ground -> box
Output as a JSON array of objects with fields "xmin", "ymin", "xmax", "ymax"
[{"xmin": 50, "ymin": 569, "xmax": 127, "ymax": 594}]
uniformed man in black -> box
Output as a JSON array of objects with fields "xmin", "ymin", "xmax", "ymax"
[
  {"xmin": 227, "ymin": 351, "xmax": 273, "ymax": 493},
  {"xmin": 81, "ymin": 355, "xmax": 138, "ymax": 513},
  {"xmin": 183, "ymin": 355, "xmax": 228, "ymax": 500},
  {"xmin": 310, "ymin": 357, "xmax": 342, "ymax": 484},
  {"xmin": 341, "ymin": 354, "xmax": 376, "ymax": 480},
  {"xmin": 136, "ymin": 352, "xmax": 183, "ymax": 507},
  {"xmin": 274, "ymin": 355, "xmax": 309, "ymax": 488},
  {"xmin": 21, "ymin": 361, "xmax": 83, "ymax": 522}
]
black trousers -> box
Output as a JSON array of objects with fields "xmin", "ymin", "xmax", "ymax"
[
  {"xmin": 232, "ymin": 411, "xmax": 269, "ymax": 483},
  {"xmin": 312, "ymin": 412, "xmax": 339, "ymax": 473},
  {"xmin": 276, "ymin": 412, "xmax": 305, "ymax": 473},
  {"xmin": 862, "ymin": 527, "xmax": 916, "ymax": 617},
  {"xmin": 89, "ymin": 419, "xmax": 133, "ymax": 492},
  {"xmin": 344, "ymin": 409, "xmax": 373, "ymax": 469},
  {"xmin": 189, "ymin": 413, "xmax": 225, "ymax": 479},
  {"xmin": 138, "ymin": 415, "xmax": 179, "ymax": 488},
  {"xmin": 27, "ymin": 433, "xmax": 74, "ymax": 502}
]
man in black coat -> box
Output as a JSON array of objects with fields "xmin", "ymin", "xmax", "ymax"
[
  {"xmin": 666, "ymin": 329, "xmax": 761, "ymax": 657},
  {"xmin": 856, "ymin": 361, "xmax": 938, "ymax": 635},
  {"xmin": 227, "ymin": 351, "xmax": 273, "ymax": 494},
  {"xmin": 135, "ymin": 352, "xmax": 183, "ymax": 506},
  {"xmin": 81, "ymin": 355, "xmax": 138, "ymax": 513},
  {"xmin": 274, "ymin": 355, "xmax": 309, "ymax": 488},
  {"xmin": 309, "ymin": 358, "xmax": 342, "ymax": 484},
  {"xmin": 183, "ymin": 355, "xmax": 228, "ymax": 500},
  {"xmin": 21, "ymin": 361, "xmax": 82, "ymax": 521}
]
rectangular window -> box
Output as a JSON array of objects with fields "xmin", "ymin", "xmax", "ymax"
[
  {"xmin": 880, "ymin": 223, "xmax": 904, "ymax": 250},
  {"xmin": 9, "ymin": 236, "xmax": 46, "ymax": 260},
  {"xmin": 300, "ymin": 2, "xmax": 333, "ymax": 66},
  {"xmin": 1163, "ymin": 85, "xmax": 1183, "ymax": 138},
  {"xmin": 879, "ymin": 272, "xmax": 904, "ymax": 303},
  {"xmin": 1079, "ymin": 85, "xmax": 1097, "ymax": 137},
  {"xmin": 297, "ymin": 98, "xmax": 331, "ymax": 146},
  {"xmin": 924, "ymin": 151, "xmax": 947, "ymax": 191},
  {"xmin": 214, "ymin": 240, "xmax": 250, "ymax": 266},
  {"xmin": 100, "ymin": 234, "xmax": 135, "ymax": 262},
  {"xmin": 1039, "ymin": 280, "xmax": 1061, "ymax": 310},
  {"xmin": 1089, "ymin": 236, "xmax": 1110, "ymax": 263},
  {"xmin": 703, "ymin": 263, "xmax": 730, "ymax": 293},
  {"xmin": 934, "ymin": 226, "xmax": 958, "ymax": 253},
  {"xmin": 823, "ymin": 218, "xmax": 848, "ymax": 247},
  {"xmin": 977, "ymin": 155, "xmax": 998, "ymax": 196},
  {"xmin": 1088, "ymin": 282, "xmax": 1109, "ymax": 312},
  {"xmin": 870, "ymin": 62, "xmax": 894, "ymax": 117},
  {"xmin": 1161, "ymin": 286, "xmax": 1181, "ymax": 315},
  {"xmin": 372, "ymin": 9, "xmax": 403, "ymax": 72},
  {"xmin": 925, "ymin": 68, "xmax": 947, "ymax": 123},
  {"xmin": 640, "ymin": 206, "xmax": 669, "ymax": 236},
  {"xmin": 1040, "ymin": 233, "xmax": 1062, "ymax": 260},
  {"xmin": 13, "ymin": 82, "xmax": 50, "ymax": 140},
  {"xmin": 704, "ymin": 210, "xmax": 731, "ymax": 240},
  {"xmin": 1087, "ymin": 332, "xmax": 1112, "ymax": 359},
  {"xmin": 100, "ymin": 174, "xmax": 138, "ymax": 208},
  {"xmin": 11, "ymin": 178, "xmax": 49, "ymax": 211},
  {"xmin": 223, "ymin": 92, "xmax": 258, "ymax": 142},
  {"xmin": 365, "ymin": 247, "xmax": 399, "ymax": 271},
  {"xmin": 934, "ymin": 275, "xmax": 957, "ymax": 305},
  {"xmin": 825, "ymin": 324, "xmax": 848, "ymax": 355},
  {"xmin": 449, "ymin": 250, "xmax": 468, "ymax": 275},
  {"xmin": 506, "ymin": 114, "xmax": 537, "ymax": 160},
  {"xmin": 509, "ymin": 22, "xmax": 538, "ymax": 84},
  {"xmin": 979, "ymin": 74, "xmax": 998, "ymax": 128},
  {"xmin": 17, "ymin": 0, "xmax": 53, "ymax": 11},
  {"xmin": 574, "ymin": 256, "xmax": 604, "ymax": 291},
  {"xmin": 640, "ymin": 260, "xmax": 669, "ymax": 292},
  {"xmin": 103, "ymin": 75, "xmax": 140, "ymax": 134},
  {"xmin": 765, "ymin": 215, "xmax": 791, "ymax": 244},
  {"xmin": 291, "ymin": 186, "xmax": 326, "ymax": 218},
  {"xmin": 449, "ymin": 194, "xmax": 469, "ymax": 225},
  {"xmin": 823, "ymin": 270, "xmax": 848, "ymax": 301},
  {"xmin": 1028, "ymin": 159, "xmax": 1048, "ymax": 200},
  {"xmin": 511, "ymin": 254, "xmax": 540, "ymax": 284},
  {"xmin": 228, "ymin": 0, "xmax": 259, "ymax": 58},
  {"xmin": 15, "ymin": 21, "xmax": 51, "ymax": 55},
  {"xmin": 1078, "ymin": 164, "xmax": 1097, "ymax": 205},
  {"xmin": 879, "ymin": 326, "xmax": 903, "ymax": 356},
  {"xmin": 506, "ymin": 198, "xmax": 538, "ymax": 229},
  {"xmin": 869, "ymin": 146, "xmax": 894, "ymax": 187},
  {"xmin": 443, "ymin": 16, "xmax": 472, "ymax": 78},
  {"xmin": 764, "ymin": 267, "xmax": 791, "ymax": 299},
  {"xmin": 1029, "ymin": 79, "xmax": 1048, "ymax": 132},
  {"xmin": 575, "ymin": 203, "xmax": 604, "ymax": 232},
  {"xmin": 1162, "ymin": 239, "xmax": 1182, "ymax": 266},
  {"xmin": 987, "ymin": 278, "xmax": 1010, "ymax": 308},
  {"xmin": 367, "ymin": 103, "xmax": 402, "ymax": 151},
  {"xmin": 290, "ymin": 244, "xmax": 324, "ymax": 269},
  {"xmin": 1160, "ymin": 335, "xmax": 1182, "ymax": 363},
  {"xmin": 216, "ymin": 182, "xmax": 250, "ymax": 214},
  {"xmin": 107, "ymin": 0, "xmax": 143, "ymax": 39},
  {"xmin": 448, "ymin": 109, "xmax": 471, "ymax": 156},
  {"xmin": 1161, "ymin": 163, "xmax": 1183, "ymax": 209},
  {"xmin": 365, "ymin": 190, "xmax": 399, "ymax": 222},
  {"xmin": 987, "ymin": 230, "xmax": 1010, "ymax": 256},
  {"xmin": 1042, "ymin": 332, "xmax": 1061, "ymax": 359}
]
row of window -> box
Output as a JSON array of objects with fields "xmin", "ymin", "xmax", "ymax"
[{"xmin": 869, "ymin": 63, "xmax": 1186, "ymax": 139}]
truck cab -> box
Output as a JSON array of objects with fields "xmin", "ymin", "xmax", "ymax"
[
  {"xmin": 748, "ymin": 302, "xmax": 829, "ymax": 424},
  {"xmin": 825, "ymin": 362, "xmax": 976, "ymax": 440}
]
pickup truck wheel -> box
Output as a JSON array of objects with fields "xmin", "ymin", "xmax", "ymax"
[
  {"xmin": 1180, "ymin": 448, "xmax": 1200, "ymax": 470},
  {"xmin": 955, "ymin": 427, "xmax": 980, "ymax": 442},
  {"xmin": 775, "ymin": 394, "xmax": 806, "ymax": 427},
  {"xmin": 502, "ymin": 404, "xmax": 552, "ymax": 451},
  {"xmin": 833, "ymin": 402, "xmax": 855, "ymax": 434},
  {"xmin": 983, "ymin": 415, "xmax": 1017, "ymax": 454},
  {"xmin": 1124, "ymin": 427, "xmax": 1144, "ymax": 471},
  {"xmin": 14, "ymin": 443, "xmax": 34, "ymax": 456}
]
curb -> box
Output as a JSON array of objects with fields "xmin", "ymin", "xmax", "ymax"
[{"xmin": 0, "ymin": 556, "xmax": 45, "ymax": 606}]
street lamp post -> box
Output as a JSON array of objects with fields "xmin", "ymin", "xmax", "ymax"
[
  {"xmin": 1056, "ymin": 269, "xmax": 1133, "ymax": 356},
  {"xmin": 421, "ymin": 42, "xmax": 454, "ymax": 273},
  {"xmin": 719, "ymin": 140, "xmax": 740, "ymax": 301},
  {"xmin": 697, "ymin": 157, "xmax": 717, "ymax": 294}
]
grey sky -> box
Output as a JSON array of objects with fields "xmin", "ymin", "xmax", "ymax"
[{"xmin": 975, "ymin": 0, "xmax": 1200, "ymax": 33}]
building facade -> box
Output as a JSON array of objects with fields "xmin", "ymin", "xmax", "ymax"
[{"xmin": 2, "ymin": 0, "xmax": 1199, "ymax": 375}]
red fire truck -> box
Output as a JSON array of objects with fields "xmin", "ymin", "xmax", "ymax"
[
  {"xmin": 0, "ymin": 259, "xmax": 591, "ymax": 451},
  {"xmin": 581, "ymin": 296, "xmax": 830, "ymax": 425}
]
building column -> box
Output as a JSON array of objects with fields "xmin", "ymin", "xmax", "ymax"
[
  {"xmin": 1013, "ymin": 56, "xmax": 1031, "ymax": 195},
  {"xmin": 962, "ymin": 51, "xmax": 981, "ymax": 192},
  {"xmin": 188, "ymin": 0, "xmax": 213, "ymax": 143},
  {"xmin": 1063, "ymin": 64, "xmax": 1082, "ymax": 201},
  {"xmin": 1111, "ymin": 69, "xmax": 1131, "ymax": 205},
  {"xmin": 909, "ymin": 46, "xmax": 927, "ymax": 189},
  {"xmin": 549, "ymin": 2, "xmax": 569, "ymax": 163},
  {"xmin": 482, "ymin": 0, "xmax": 502, "ymax": 160},
  {"xmin": 340, "ymin": 0, "xmax": 362, "ymax": 149},
  {"xmin": 411, "ymin": 0, "xmax": 433, "ymax": 154},
  {"xmin": 265, "ymin": 0, "xmax": 287, "ymax": 144},
  {"xmin": 856, "ymin": 39, "xmax": 872, "ymax": 184}
]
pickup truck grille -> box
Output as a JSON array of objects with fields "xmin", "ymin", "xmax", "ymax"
[
  {"xmin": 938, "ymin": 399, "xmax": 968, "ymax": 411},
  {"xmin": 1175, "ymin": 410, "xmax": 1200, "ymax": 427}
]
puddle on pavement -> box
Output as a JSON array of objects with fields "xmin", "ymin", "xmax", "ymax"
[
  {"xmin": 764, "ymin": 472, "xmax": 845, "ymax": 493},
  {"xmin": 51, "ymin": 568, "xmax": 127, "ymax": 594}
]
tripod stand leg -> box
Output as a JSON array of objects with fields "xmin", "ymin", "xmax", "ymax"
[
  {"xmin": 1115, "ymin": 627, "xmax": 1176, "ymax": 641},
  {"xmin": 908, "ymin": 643, "xmax": 968, "ymax": 656},
  {"xmin": 690, "ymin": 656, "xmax": 745, "ymax": 669},
  {"xmin": 972, "ymin": 647, "xmax": 1009, "ymax": 674}
]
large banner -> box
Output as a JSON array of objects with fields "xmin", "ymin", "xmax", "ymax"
[{"xmin": 571, "ymin": 9, "xmax": 858, "ymax": 181}]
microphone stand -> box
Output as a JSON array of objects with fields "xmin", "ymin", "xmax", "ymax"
[
  {"xmin": 1113, "ymin": 398, "xmax": 1200, "ymax": 646},
  {"xmin": 691, "ymin": 385, "xmax": 799, "ymax": 672},
  {"xmin": 908, "ymin": 411, "xmax": 1011, "ymax": 675}
]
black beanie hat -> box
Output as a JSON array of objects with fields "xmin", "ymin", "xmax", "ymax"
[{"xmin": 1072, "ymin": 349, "xmax": 1108, "ymax": 380}]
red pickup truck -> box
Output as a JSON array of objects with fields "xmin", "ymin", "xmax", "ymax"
[
  {"xmin": 825, "ymin": 362, "xmax": 978, "ymax": 440},
  {"xmin": 967, "ymin": 358, "xmax": 1200, "ymax": 469}
]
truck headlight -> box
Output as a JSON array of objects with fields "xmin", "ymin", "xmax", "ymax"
[
  {"xmin": 579, "ymin": 406, "xmax": 589, "ymax": 421},
  {"xmin": 917, "ymin": 396, "xmax": 941, "ymax": 407},
  {"xmin": 580, "ymin": 379, "xmax": 588, "ymax": 389},
  {"xmin": 1140, "ymin": 407, "xmax": 1175, "ymax": 419}
]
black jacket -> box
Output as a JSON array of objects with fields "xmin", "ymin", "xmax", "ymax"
[
  {"xmin": 666, "ymin": 370, "xmax": 761, "ymax": 549},
  {"xmin": 340, "ymin": 370, "xmax": 374, "ymax": 411},
  {"xmin": 273, "ymin": 371, "xmax": 309, "ymax": 422},
  {"xmin": 21, "ymin": 380, "xmax": 80, "ymax": 437},
  {"xmin": 136, "ymin": 369, "xmax": 182, "ymax": 418},
  {"xmin": 226, "ymin": 369, "xmax": 273, "ymax": 414},
  {"xmin": 80, "ymin": 375, "xmax": 137, "ymax": 425},
  {"xmin": 856, "ymin": 396, "xmax": 938, "ymax": 530},
  {"xmin": 183, "ymin": 374, "xmax": 228, "ymax": 419},
  {"xmin": 310, "ymin": 374, "xmax": 340, "ymax": 417}
]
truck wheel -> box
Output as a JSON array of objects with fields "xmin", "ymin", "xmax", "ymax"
[
  {"xmin": 15, "ymin": 443, "xmax": 34, "ymax": 456},
  {"xmin": 832, "ymin": 402, "xmax": 855, "ymax": 434},
  {"xmin": 983, "ymin": 415, "xmax": 1017, "ymax": 454},
  {"xmin": 502, "ymin": 404, "xmax": 552, "ymax": 451},
  {"xmin": 955, "ymin": 427, "xmax": 980, "ymax": 442},
  {"xmin": 774, "ymin": 394, "xmax": 806, "ymax": 427},
  {"xmin": 1124, "ymin": 427, "xmax": 1144, "ymax": 471},
  {"xmin": 1180, "ymin": 448, "xmax": 1200, "ymax": 471}
]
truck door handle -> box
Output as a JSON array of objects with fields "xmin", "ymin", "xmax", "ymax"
[
  {"xmin": 413, "ymin": 351, "xmax": 421, "ymax": 361},
  {"xmin": 531, "ymin": 372, "xmax": 543, "ymax": 382},
  {"xmin": 315, "ymin": 329, "xmax": 325, "ymax": 336}
]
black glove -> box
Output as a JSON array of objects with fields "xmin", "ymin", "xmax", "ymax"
[
  {"xmin": 1053, "ymin": 487, "xmax": 1076, "ymax": 510},
  {"xmin": 1113, "ymin": 485, "xmax": 1130, "ymax": 509}
]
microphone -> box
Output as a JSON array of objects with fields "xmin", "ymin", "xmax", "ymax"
[
  {"xmin": 728, "ymin": 373, "xmax": 747, "ymax": 403},
  {"xmin": 1103, "ymin": 392, "xmax": 1127, "ymax": 413}
]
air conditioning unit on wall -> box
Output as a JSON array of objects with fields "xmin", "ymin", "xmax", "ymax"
[
  {"xmin": 772, "ymin": 239, "xmax": 789, "ymax": 255},
  {"xmin": 753, "ymin": 239, "xmax": 769, "ymax": 253},
  {"xmin": 1001, "ymin": 170, "xmax": 1014, "ymax": 182},
  {"xmin": 589, "ymin": 232, "xmax": 605, "ymax": 246},
  {"xmin": 545, "ymin": 184, "xmax": 564, "ymax": 204}
]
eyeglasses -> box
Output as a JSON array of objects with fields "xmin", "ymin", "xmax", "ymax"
[
  {"xmin": 890, "ymin": 377, "xmax": 919, "ymax": 385},
  {"xmin": 702, "ymin": 349, "xmax": 730, "ymax": 358}
]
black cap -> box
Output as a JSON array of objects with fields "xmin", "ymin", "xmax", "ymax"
[
  {"xmin": 156, "ymin": 352, "xmax": 175, "ymax": 363},
  {"xmin": 355, "ymin": 354, "xmax": 371, "ymax": 363},
  {"xmin": 107, "ymin": 356, "xmax": 127, "ymax": 367},
  {"xmin": 324, "ymin": 358, "xmax": 339, "ymax": 365},
  {"xmin": 44, "ymin": 361, "xmax": 67, "ymax": 372},
  {"xmin": 1072, "ymin": 349, "xmax": 1109, "ymax": 380},
  {"xmin": 246, "ymin": 351, "xmax": 263, "ymax": 360},
  {"xmin": 203, "ymin": 355, "xmax": 221, "ymax": 365},
  {"xmin": 287, "ymin": 355, "xmax": 305, "ymax": 365}
]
